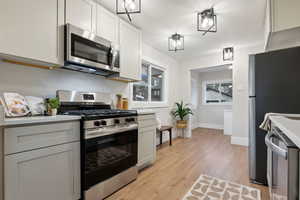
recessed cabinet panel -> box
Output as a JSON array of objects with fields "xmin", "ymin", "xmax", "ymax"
[
  {"xmin": 96, "ymin": 5, "xmax": 119, "ymax": 44},
  {"xmin": 138, "ymin": 119, "xmax": 157, "ymax": 128},
  {"xmin": 138, "ymin": 128, "xmax": 156, "ymax": 162},
  {"xmin": 4, "ymin": 121, "xmax": 80, "ymax": 155},
  {"xmin": 119, "ymin": 20, "xmax": 142, "ymax": 81},
  {"xmin": 0, "ymin": 0, "xmax": 64, "ymax": 65},
  {"xmin": 137, "ymin": 114, "xmax": 157, "ymax": 169},
  {"xmin": 5, "ymin": 142, "xmax": 81, "ymax": 200},
  {"xmin": 65, "ymin": 0, "xmax": 97, "ymax": 33}
]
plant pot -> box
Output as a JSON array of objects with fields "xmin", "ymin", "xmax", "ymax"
[
  {"xmin": 50, "ymin": 108, "xmax": 57, "ymax": 116},
  {"xmin": 176, "ymin": 120, "xmax": 187, "ymax": 129}
]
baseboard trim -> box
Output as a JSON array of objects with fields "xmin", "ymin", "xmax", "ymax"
[
  {"xmin": 191, "ymin": 124, "xmax": 199, "ymax": 130},
  {"xmin": 198, "ymin": 123, "xmax": 223, "ymax": 130},
  {"xmin": 231, "ymin": 137, "xmax": 249, "ymax": 147}
]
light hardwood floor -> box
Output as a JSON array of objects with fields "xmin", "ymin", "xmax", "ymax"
[{"xmin": 106, "ymin": 128, "xmax": 270, "ymax": 200}]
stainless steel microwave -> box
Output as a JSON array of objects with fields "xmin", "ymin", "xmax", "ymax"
[{"xmin": 64, "ymin": 24, "xmax": 120, "ymax": 76}]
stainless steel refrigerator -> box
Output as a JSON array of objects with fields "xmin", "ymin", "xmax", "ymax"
[{"xmin": 249, "ymin": 46, "xmax": 300, "ymax": 185}]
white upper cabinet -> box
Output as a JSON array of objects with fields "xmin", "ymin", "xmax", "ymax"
[
  {"xmin": 96, "ymin": 5, "xmax": 119, "ymax": 45},
  {"xmin": 65, "ymin": 0, "xmax": 97, "ymax": 33},
  {"xmin": 0, "ymin": 0, "xmax": 142, "ymax": 78},
  {"xmin": 0, "ymin": 0, "xmax": 64, "ymax": 65},
  {"xmin": 97, "ymin": 5, "xmax": 142, "ymax": 81},
  {"xmin": 271, "ymin": 0, "xmax": 300, "ymax": 32},
  {"xmin": 119, "ymin": 19, "xmax": 142, "ymax": 81}
]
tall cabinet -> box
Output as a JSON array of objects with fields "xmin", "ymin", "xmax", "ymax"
[
  {"xmin": 265, "ymin": 0, "xmax": 300, "ymax": 50},
  {"xmin": 270, "ymin": 0, "xmax": 300, "ymax": 32}
]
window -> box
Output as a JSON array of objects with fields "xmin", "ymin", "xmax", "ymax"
[
  {"xmin": 133, "ymin": 61, "xmax": 165, "ymax": 103},
  {"xmin": 203, "ymin": 80, "xmax": 232, "ymax": 105}
]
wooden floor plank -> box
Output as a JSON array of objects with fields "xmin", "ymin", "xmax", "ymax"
[{"xmin": 106, "ymin": 128, "xmax": 269, "ymax": 200}]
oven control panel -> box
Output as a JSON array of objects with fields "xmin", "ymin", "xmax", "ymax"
[
  {"xmin": 84, "ymin": 117, "xmax": 138, "ymax": 139},
  {"xmin": 85, "ymin": 117, "xmax": 137, "ymax": 129},
  {"xmin": 94, "ymin": 120, "xmax": 107, "ymax": 126}
]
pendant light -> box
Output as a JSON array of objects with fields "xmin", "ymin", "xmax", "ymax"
[
  {"xmin": 168, "ymin": 33, "xmax": 184, "ymax": 52},
  {"xmin": 116, "ymin": 0, "xmax": 141, "ymax": 22},
  {"xmin": 223, "ymin": 47, "xmax": 234, "ymax": 61},
  {"xmin": 197, "ymin": 8, "xmax": 217, "ymax": 35}
]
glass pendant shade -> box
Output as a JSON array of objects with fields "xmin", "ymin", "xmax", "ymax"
[
  {"xmin": 197, "ymin": 8, "xmax": 217, "ymax": 33},
  {"xmin": 168, "ymin": 33, "xmax": 184, "ymax": 52},
  {"xmin": 223, "ymin": 47, "xmax": 234, "ymax": 61}
]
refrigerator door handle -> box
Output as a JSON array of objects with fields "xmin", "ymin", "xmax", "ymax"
[
  {"xmin": 265, "ymin": 132, "xmax": 288, "ymax": 159},
  {"xmin": 248, "ymin": 97, "xmax": 256, "ymax": 180},
  {"xmin": 249, "ymin": 55, "xmax": 255, "ymax": 97}
]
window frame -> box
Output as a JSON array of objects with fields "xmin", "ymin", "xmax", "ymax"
[
  {"xmin": 202, "ymin": 79, "xmax": 233, "ymax": 106},
  {"xmin": 130, "ymin": 58, "xmax": 168, "ymax": 108}
]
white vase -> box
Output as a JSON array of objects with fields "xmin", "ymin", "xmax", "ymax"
[{"xmin": 51, "ymin": 108, "xmax": 57, "ymax": 116}]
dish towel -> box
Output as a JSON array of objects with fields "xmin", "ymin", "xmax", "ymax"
[{"xmin": 259, "ymin": 113, "xmax": 298, "ymax": 131}]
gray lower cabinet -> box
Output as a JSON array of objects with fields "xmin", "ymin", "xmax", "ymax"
[
  {"xmin": 3, "ymin": 121, "xmax": 81, "ymax": 200},
  {"xmin": 138, "ymin": 114, "xmax": 157, "ymax": 170},
  {"xmin": 4, "ymin": 121, "xmax": 80, "ymax": 155}
]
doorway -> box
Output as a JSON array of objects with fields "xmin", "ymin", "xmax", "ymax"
[{"xmin": 190, "ymin": 64, "xmax": 233, "ymax": 135}]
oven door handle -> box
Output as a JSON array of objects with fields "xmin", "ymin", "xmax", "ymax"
[
  {"xmin": 85, "ymin": 124, "xmax": 138, "ymax": 139},
  {"xmin": 265, "ymin": 132, "xmax": 288, "ymax": 159}
]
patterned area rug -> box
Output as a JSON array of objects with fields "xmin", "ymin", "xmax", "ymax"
[{"xmin": 183, "ymin": 175, "xmax": 261, "ymax": 200}]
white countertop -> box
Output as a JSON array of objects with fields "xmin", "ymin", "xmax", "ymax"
[
  {"xmin": 0, "ymin": 115, "xmax": 81, "ymax": 127},
  {"xmin": 270, "ymin": 115, "xmax": 300, "ymax": 148},
  {"xmin": 137, "ymin": 109, "xmax": 156, "ymax": 115}
]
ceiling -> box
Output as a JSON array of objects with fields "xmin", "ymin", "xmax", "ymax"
[{"xmin": 98, "ymin": 0, "xmax": 267, "ymax": 61}]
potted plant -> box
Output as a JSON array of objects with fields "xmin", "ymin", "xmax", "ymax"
[
  {"xmin": 48, "ymin": 98, "xmax": 59, "ymax": 116},
  {"xmin": 172, "ymin": 101, "xmax": 193, "ymax": 128}
]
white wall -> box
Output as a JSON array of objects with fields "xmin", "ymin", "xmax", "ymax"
[
  {"xmin": 0, "ymin": 42, "xmax": 181, "ymax": 144},
  {"xmin": 132, "ymin": 43, "xmax": 181, "ymax": 142},
  {"xmin": 0, "ymin": 61, "xmax": 128, "ymax": 99},
  {"xmin": 179, "ymin": 43, "xmax": 264, "ymax": 145},
  {"xmin": 196, "ymin": 69, "xmax": 232, "ymax": 130},
  {"xmin": 190, "ymin": 73, "xmax": 199, "ymax": 129}
]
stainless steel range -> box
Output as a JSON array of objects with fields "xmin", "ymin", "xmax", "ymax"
[
  {"xmin": 57, "ymin": 90, "xmax": 138, "ymax": 200},
  {"xmin": 266, "ymin": 125, "xmax": 299, "ymax": 199}
]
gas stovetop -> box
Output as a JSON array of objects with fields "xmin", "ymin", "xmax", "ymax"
[
  {"xmin": 57, "ymin": 90, "xmax": 138, "ymax": 120},
  {"xmin": 61, "ymin": 109, "xmax": 137, "ymax": 120}
]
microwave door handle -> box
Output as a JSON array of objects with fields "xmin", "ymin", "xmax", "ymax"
[
  {"xmin": 108, "ymin": 48, "xmax": 115, "ymax": 70},
  {"xmin": 265, "ymin": 132, "xmax": 288, "ymax": 159}
]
